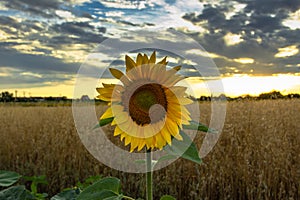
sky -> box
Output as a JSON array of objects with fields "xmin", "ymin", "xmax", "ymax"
[{"xmin": 0, "ymin": 0, "xmax": 300, "ymax": 98}]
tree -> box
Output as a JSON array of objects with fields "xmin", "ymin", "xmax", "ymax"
[{"xmin": 0, "ymin": 91, "xmax": 13, "ymax": 102}]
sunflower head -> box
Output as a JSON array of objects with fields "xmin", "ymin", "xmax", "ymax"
[{"xmin": 97, "ymin": 52, "xmax": 192, "ymax": 152}]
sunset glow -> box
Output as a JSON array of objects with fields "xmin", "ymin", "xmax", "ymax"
[
  {"xmin": 3, "ymin": 75, "xmax": 299, "ymax": 99},
  {"xmin": 0, "ymin": 0, "xmax": 299, "ymax": 99},
  {"xmin": 187, "ymin": 74, "xmax": 300, "ymax": 98}
]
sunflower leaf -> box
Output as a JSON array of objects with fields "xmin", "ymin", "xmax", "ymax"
[
  {"xmin": 0, "ymin": 170, "xmax": 22, "ymax": 187},
  {"xmin": 0, "ymin": 185, "xmax": 29, "ymax": 200},
  {"xmin": 157, "ymin": 154, "xmax": 177, "ymax": 163},
  {"xmin": 164, "ymin": 131, "xmax": 202, "ymax": 164},
  {"xmin": 93, "ymin": 117, "xmax": 114, "ymax": 129},
  {"xmin": 76, "ymin": 177, "xmax": 120, "ymax": 200},
  {"xmin": 160, "ymin": 195, "xmax": 176, "ymax": 200},
  {"xmin": 183, "ymin": 120, "xmax": 218, "ymax": 133}
]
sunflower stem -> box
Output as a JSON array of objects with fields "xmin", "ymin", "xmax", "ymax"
[{"xmin": 146, "ymin": 149, "xmax": 153, "ymax": 200}]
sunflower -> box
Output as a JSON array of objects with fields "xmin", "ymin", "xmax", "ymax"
[{"xmin": 97, "ymin": 52, "xmax": 193, "ymax": 152}]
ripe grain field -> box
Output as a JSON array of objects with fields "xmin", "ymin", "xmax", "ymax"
[{"xmin": 0, "ymin": 99, "xmax": 299, "ymax": 199}]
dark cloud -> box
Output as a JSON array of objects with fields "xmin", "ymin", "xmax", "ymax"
[
  {"xmin": 50, "ymin": 22, "xmax": 107, "ymax": 44},
  {"xmin": 182, "ymin": 0, "xmax": 300, "ymax": 75},
  {"xmin": 118, "ymin": 20, "xmax": 139, "ymax": 26},
  {"xmin": 277, "ymin": 29, "xmax": 300, "ymax": 45},
  {"xmin": 79, "ymin": 12, "xmax": 94, "ymax": 19},
  {"xmin": 1, "ymin": 0, "xmax": 62, "ymax": 18},
  {"xmin": 0, "ymin": 16, "xmax": 47, "ymax": 37},
  {"xmin": 52, "ymin": 22, "xmax": 95, "ymax": 35},
  {"xmin": 0, "ymin": 73, "xmax": 70, "ymax": 86},
  {"xmin": 239, "ymin": 0, "xmax": 300, "ymax": 14},
  {"xmin": 0, "ymin": 48, "xmax": 80, "ymax": 74},
  {"xmin": 1, "ymin": 0, "xmax": 95, "ymax": 20},
  {"xmin": 247, "ymin": 14, "xmax": 285, "ymax": 33}
]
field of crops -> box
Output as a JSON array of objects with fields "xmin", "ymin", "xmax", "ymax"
[{"xmin": 0, "ymin": 99, "xmax": 299, "ymax": 199}]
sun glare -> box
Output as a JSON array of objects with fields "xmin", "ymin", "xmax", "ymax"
[
  {"xmin": 190, "ymin": 74, "xmax": 300, "ymax": 97},
  {"xmin": 233, "ymin": 58, "xmax": 254, "ymax": 64},
  {"xmin": 224, "ymin": 32, "xmax": 243, "ymax": 46},
  {"xmin": 274, "ymin": 45, "xmax": 299, "ymax": 58}
]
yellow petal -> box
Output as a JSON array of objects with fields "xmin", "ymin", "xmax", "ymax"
[
  {"xmin": 170, "ymin": 86, "xmax": 187, "ymax": 96},
  {"xmin": 130, "ymin": 137, "xmax": 138, "ymax": 152},
  {"xmin": 157, "ymin": 56, "xmax": 167, "ymax": 65},
  {"xmin": 143, "ymin": 124, "xmax": 156, "ymax": 138},
  {"xmin": 166, "ymin": 117, "xmax": 179, "ymax": 137},
  {"xmin": 118, "ymin": 117, "xmax": 133, "ymax": 133},
  {"xmin": 172, "ymin": 65, "xmax": 181, "ymax": 71},
  {"xmin": 145, "ymin": 137, "xmax": 154, "ymax": 149},
  {"xmin": 140, "ymin": 64, "xmax": 147, "ymax": 78},
  {"xmin": 150, "ymin": 64, "xmax": 160, "ymax": 80},
  {"xmin": 149, "ymin": 51, "xmax": 156, "ymax": 63},
  {"xmin": 155, "ymin": 133, "xmax": 166, "ymax": 149},
  {"xmin": 100, "ymin": 107, "xmax": 113, "ymax": 119},
  {"xmin": 111, "ymin": 118, "xmax": 117, "ymax": 126},
  {"xmin": 136, "ymin": 53, "xmax": 143, "ymax": 66},
  {"xmin": 167, "ymin": 109, "xmax": 183, "ymax": 129},
  {"xmin": 143, "ymin": 54, "xmax": 149, "ymax": 64},
  {"xmin": 167, "ymin": 106, "xmax": 182, "ymax": 119},
  {"xmin": 109, "ymin": 68, "xmax": 125, "ymax": 79},
  {"xmin": 96, "ymin": 87, "xmax": 110, "ymax": 94},
  {"xmin": 178, "ymin": 97, "xmax": 193, "ymax": 105},
  {"xmin": 96, "ymin": 95, "xmax": 111, "ymax": 101},
  {"xmin": 114, "ymin": 111, "xmax": 129, "ymax": 124},
  {"xmin": 135, "ymin": 124, "xmax": 145, "ymax": 138},
  {"xmin": 161, "ymin": 125, "xmax": 172, "ymax": 145},
  {"xmin": 114, "ymin": 126, "xmax": 123, "ymax": 136},
  {"xmin": 111, "ymin": 84, "xmax": 124, "ymax": 93},
  {"xmin": 181, "ymin": 106, "xmax": 192, "ymax": 121},
  {"xmin": 174, "ymin": 132, "xmax": 183, "ymax": 140},
  {"xmin": 164, "ymin": 75, "xmax": 185, "ymax": 87},
  {"xmin": 124, "ymin": 135, "xmax": 132, "ymax": 146},
  {"xmin": 120, "ymin": 133, "xmax": 126, "ymax": 141},
  {"xmin": 156, "ymin": 65, "xmax": 167, "ymax": 83},
  {"xmin": 137, "ymin": 140, "xmax": 146, "ymax": 151},
  {"xmin": 160, "ymin": 68, "xmax": 178, "ymax": 83},
  {"xmin": 125, "ymin": 55, "xmax": 136, "ymax": 72},
  {"xmin": 130, "ymin": 122, "xmax": 139, "ymax": 137},
  {"xmin": 102, "ymin": 83, "xmax": 115, "ymax": 88},
  {"xmin": 126, "ymin": 67, "xmax": 139, "ymax": 80},
  {"xmin": 181, "ymin": 119, "xmax": 190, "ymax": 125}
]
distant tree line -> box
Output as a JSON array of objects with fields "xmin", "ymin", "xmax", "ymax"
[
  {"xmin": 0, "ymin": 91, "xmax": 14, "ymax": 102},
  {"xmin": 198, "ymin": 91, "xmax": 300, "ymax": 101},
  {"xmin": 0, "ymin": 90, "xmax": 299, "ymax": 103},
  {"xmin": 0, "ymin": 91, "xmax": 68, "ymax": 102}
]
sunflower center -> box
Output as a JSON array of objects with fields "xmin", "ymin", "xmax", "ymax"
[
  {"xmin": 134, "ymin": 90, "xmax": 157, "ymax": 112},
  {"xmin": 123, "ymin": 83, "xmax": 167, "ymax": 125}
]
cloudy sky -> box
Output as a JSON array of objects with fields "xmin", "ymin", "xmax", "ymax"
[{"xmin": 0, "ymin": 0, "xmax": 299, "ymax": 97}]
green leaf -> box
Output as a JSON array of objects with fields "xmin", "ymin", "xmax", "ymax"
[
  {"xmin": 51, "ymin": 189, "xmax": 80, "ymax": 200},
  {"xmin": 0, "ymin": 185, "xmax": 27, "ymax": 200},
  {"xmin": 183, "ymin": 120, "xmax": 218, "ymax": 133},
  {"xmin": 164, "ymin": 131, "xmax": 202, "ymax": 164},
  {"xmin": 160, "ymin": 195, "xmax": 176, "ymax": 200},
  {"xmin": 93, "ymin": 117, "xmax": 114, "ymax": 129},
  {"xmin": 0, "ymin": 170, "xmax": 22, "ymax": 187},
  {"xmin": 77, "ymin": 177, "xmax": 121, "ymax": 200},
  {"xmin": 157, "ymin": 155, "xmax": 177, "ymax": 163},
  {"xmin": 77, "ymin": 189, "xmax": 118, "ymax": 200},
  {"xmin": 103, "ymin": 194, "xmax": 124, "ymax": 200},
  {"xmin": 134, "ymin": 159, "xmax": 146, "ymax": 165},
  {"xmin": 76, "ymin": 175, "xmax": 102, "ymax": 190},
  {"xmin": 23, "ymin": 175, "xmax": 48, "ymax": 185}
]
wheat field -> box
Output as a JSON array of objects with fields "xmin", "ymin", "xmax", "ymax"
[{"xmin": 0, "ymin": 99, "xmax": 299, "ymax": 199}]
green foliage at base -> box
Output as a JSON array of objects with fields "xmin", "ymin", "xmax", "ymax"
[{"xmin": 0, "ymin": 170, "xmax": 140, "ymax": 200}]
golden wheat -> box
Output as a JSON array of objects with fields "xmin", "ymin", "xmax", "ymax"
[{"xmin": 0, "ymin": 99, "xmax": 299, "ymax": 199}]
